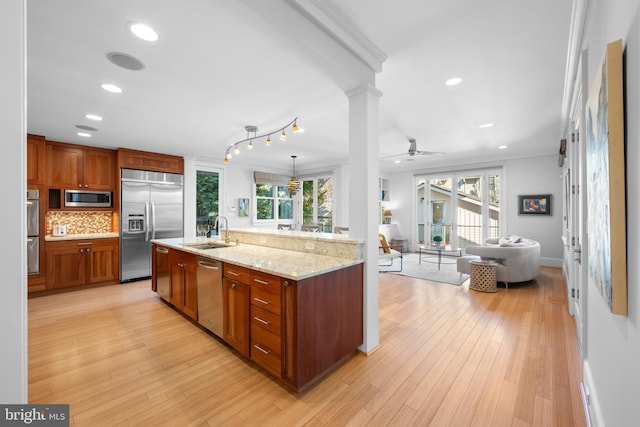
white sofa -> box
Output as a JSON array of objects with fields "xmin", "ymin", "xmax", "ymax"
[{"xmin": 457, "ymin": 236, "xmax": 541, "ymax": 284}]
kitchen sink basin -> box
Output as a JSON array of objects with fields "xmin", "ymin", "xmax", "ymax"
[{"xmin": 184, "ymin": 241, "xmax": 236, "ymax": 250}]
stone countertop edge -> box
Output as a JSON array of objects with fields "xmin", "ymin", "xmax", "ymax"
[
  {"xmin": 153, "ymin": 237, "xmax": 364, "ymax": 281},
  {"xmin": 45, "ymin": 232, "xmax": 120, "ymax": 241}
]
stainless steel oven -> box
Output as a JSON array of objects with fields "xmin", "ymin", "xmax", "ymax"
[{"xmin": 27, "ymin": 189, "xmax": 39, "ymax": 275}]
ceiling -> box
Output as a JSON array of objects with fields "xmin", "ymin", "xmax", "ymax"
[{"xmin": 27, "ymin": 0, "xmax": 573, "ymax": 172}]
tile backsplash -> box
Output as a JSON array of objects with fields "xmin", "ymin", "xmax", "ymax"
[{"xmin": 46, "ymin": 211, "xmax": 113, "ymax": 235}]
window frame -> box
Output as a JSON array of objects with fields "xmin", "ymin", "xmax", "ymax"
[{"xmin": 253, "ymin": 182, "xmax": 295, "ymax": 224}]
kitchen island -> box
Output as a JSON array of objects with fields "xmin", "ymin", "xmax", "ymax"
[{"xmin": 151, "ymin": 228, "xmax": 364, "ymax": 392}]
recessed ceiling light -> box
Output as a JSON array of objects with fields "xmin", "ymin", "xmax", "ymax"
[
  {"xmin": 128, "ymin": 22, "xmax": 159, "ymax": 42},
  {"xmin": 85, "ymin": 114, "xmax": 102, "ymax": 121},
  {"xmin": 445, "ymin": 77, "xmax": 463, "ymax": 86},
  {"xmin": 77, "ymin": 132, "xmax": 91, "ymax": 138},
  {"xmin": 479, "ymin": 123, "xmax": 494, "ymax": 128},
  {"xmin": 498, "ymin": 145, "xmax": 508, "ymax": 150},
  {"xmin": 394, "ymin": 160, "xmax": 401, "ymax": 164},
  {"xmin": 101, "ymin": 83, "xmax": 122, "ymax": 93}
]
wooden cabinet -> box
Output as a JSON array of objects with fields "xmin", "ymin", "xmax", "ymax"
[
  {"xmin": 152, "ymin": 246, "xmax": 364, "ymax": 392},
  {"xmin": 117, "ymin": 147, "xmax": 184, "ymax": 174},
  {"xmin": 152, "ymin": 244, "xmax": 171, "ymax": 301},
  {"xmin": 45, "ymin": 238, "xmax": 119, "ymax": 289},
  {"xmin": 250, "ymin": 270, "xmax": 283, "ymax": 377},
  {"xmin": 223, "ymin": 264, "xmax": 250, "ymax": 357},
  {"xmin": 27, "ymin": 134, "xmax": 46, "ymax": 186},
  {"xmin": 46, "ymin": 141, "xmax": 116, "ymax": 190},
  {"xmin": 169, "ymin": 249, "xmax": 198, "ymax": 320}
]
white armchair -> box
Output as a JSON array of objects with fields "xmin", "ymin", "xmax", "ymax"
[
  {"xmin": 457, "ymin": 236, "xmax": 541, "ymax": 283},
  {"xmin": 379, "ymin": 233, "xmax": 403, "ymax": 272}
]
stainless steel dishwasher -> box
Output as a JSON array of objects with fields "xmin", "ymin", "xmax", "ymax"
[{"xmin": 196, "ymin": 257, "xmax": 223, "ymax": 337}]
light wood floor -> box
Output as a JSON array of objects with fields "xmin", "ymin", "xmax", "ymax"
[{"xmin": 28, "ymin": 266, "xmax": 586, "ymax": 426}]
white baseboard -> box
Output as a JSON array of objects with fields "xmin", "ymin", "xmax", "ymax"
[
  {"xmin": 583, "ymin": 360, "xmax": 604, "ymax": 427},
  {"xmin": 541, "ymin": 257, "xmax": 563, "ymax": 268}
]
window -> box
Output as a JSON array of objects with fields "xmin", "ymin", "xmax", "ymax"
[
  {"xmin": 302, "ymin": 175, "xmax": 333, "ymax": 232},
  {"xmin": 255, "ymin": 183, "xmax": 293, "ymax": 221},
  {"xmin": 196, "ymin": 170, "xmax": 219, "ymax": 235},
  {"xmin": 416, "ymin": 168, "xmax": 502, "ymax": 249}
]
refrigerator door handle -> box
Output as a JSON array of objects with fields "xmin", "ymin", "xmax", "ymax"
[
  {"xmin": 151, "ymin": 202, "xmax": 157, "ymax": 240},
  {"xmin": 144, "ymin": 201, "xmax": 150, "ymax": 242}
]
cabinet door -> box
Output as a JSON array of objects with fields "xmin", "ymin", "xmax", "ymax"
[
  {"xmin": 27, "ymin": 134, "xmax": 46, "ymax": 186},
  {"xmin": 87, "ymin": 239, "xmax": 119, "ymax": 283},
  {"xmin": 83, "ymin": 148, "xmax": 115, "ymax": 190},
  {"xmin": 182, "ymin": 259, "xmax": 198, "ymax": 320},
  {"xmin": 45, "ymin": 242, "xmax": 87, "ymax": 288},
  {"xmin": 47, "ymin": 144, "xmax": 83, "ymax": 188},
  {"xmin": 152, "ymin": 244, "xmax": 171, "ymax": 299},
  {"xmin": 223, "ymin": 278, "xmax": 250, "ymax": 357},
  {"xmin": 169, "ymin": 255, "xmax": 185, "ymax": 309}
]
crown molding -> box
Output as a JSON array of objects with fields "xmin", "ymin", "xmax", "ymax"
[{"xmin": 287, "ymin": 0, "xmax": 387, "ymax": 73}]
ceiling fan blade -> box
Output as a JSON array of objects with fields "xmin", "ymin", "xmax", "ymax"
[
  {"xmin": 380, "ymin": 152, "xmax": 406, "ymax": 159},
  {"xmin": 415, "ymin": 150, "xmax": 445, "ymax": 156}
]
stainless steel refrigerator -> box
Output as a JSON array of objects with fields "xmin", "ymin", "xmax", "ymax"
[{"xmin": 120, "ymin": 168, "xmax": 183, "ymax": 282}]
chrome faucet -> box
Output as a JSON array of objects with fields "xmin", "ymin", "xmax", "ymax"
[{"xmin": 214, "ymin": 215, "xmax": 230, "ymax": 243}]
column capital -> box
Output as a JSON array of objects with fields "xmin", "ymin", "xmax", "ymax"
[{"xmin": 345, "ymin": 83, "xmax": 383, "ymax": 99}]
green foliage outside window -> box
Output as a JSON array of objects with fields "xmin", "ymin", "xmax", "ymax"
[{"xmin": 196, "ymin": 171, "xmax": 219, "ymax": 231}]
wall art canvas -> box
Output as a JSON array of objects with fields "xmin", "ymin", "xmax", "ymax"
[
  {"xmin": 585, "ymin": 39, "xmax": 627, "ymax": 315},
  {"xmin": 518, "ymin": 194, "xmax": 551, "ymax": 215},
  {"xmin": 238, "ymin": 198, "xmax": 249, "ymax": 217}
]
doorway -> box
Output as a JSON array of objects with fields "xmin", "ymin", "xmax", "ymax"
[{"xmin": 416, "ymin": 169, "xmax": 502, "ymax": 250}]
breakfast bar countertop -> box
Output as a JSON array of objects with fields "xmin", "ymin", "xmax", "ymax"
[{"xmin": 152, "ymin": 237, "xmax": 363, "ymax": 281}]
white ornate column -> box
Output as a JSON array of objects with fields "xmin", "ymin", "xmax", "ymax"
[{"xmin": 346, "ymin": 83, "xmax": 382, "ymax": 354}]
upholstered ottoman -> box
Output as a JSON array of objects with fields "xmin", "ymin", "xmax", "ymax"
[{"xmin": 457, "ymin": 255, "xmax": 481, "ymax": 276}]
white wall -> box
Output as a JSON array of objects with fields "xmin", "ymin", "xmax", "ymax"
[
  {"xmin": 580, "ymin": 1, "xmax": 640, "ymax": 426},
  {"xmin": 0, "ymin": 0, "xmax": 27, "ymax": 403},
  {"xmin": 388, "ymin": 154, "xmax": 563, "ymax": 265}
]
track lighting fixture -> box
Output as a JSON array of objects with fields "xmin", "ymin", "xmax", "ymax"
[{"xmin": 223, "ymin": 118, "xmax": 302, "ymax": 163}]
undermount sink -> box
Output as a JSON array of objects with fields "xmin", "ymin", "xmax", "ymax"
[{"xmin": 184, "ymin": 241, "xmax": 236, "ymax": 250}]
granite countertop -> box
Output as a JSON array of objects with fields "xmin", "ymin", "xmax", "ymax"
[
  {"xmin": 153, "ymin": 237, "xmax": 363, "ymax": 280},
  {"xmin": 45, "ymin": 232, "xmax": 120, "ymax": 241}
]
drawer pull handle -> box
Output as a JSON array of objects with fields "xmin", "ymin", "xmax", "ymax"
[
  {"xmin": 227, "ymin": 270, "xmax": 240, "ymax": 276},
  {"xmin": 253, "ymin": 278, "xmax": 270, "ymax": 285},
  {"xmin": 254, "ymin": 344, "xmax": 271, "ymax": 355},
  {"xmin": 254, "ymin": 297, "xmax": 271, "ymax": 305},
  {"xmin": 156, "ymin": 247, "xmax": 169, "ymax": 254},
  {"xmin": 253, "ymin": 316, "xmax": 271, "ymax": 325}
]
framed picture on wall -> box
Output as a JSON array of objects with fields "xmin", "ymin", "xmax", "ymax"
[
  {"xmin": 238, "ymin": 198, "xmax": 249, "ymax": 217},
  {"xmin": 518, "ymin": 194, "xmax": 551, "ymax": 215}
]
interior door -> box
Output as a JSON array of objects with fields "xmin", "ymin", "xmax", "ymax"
[
  {"xmin": 570, "ymin": 51, "xmax": 587, "ymax": 353},
  {"xmin": 572, "ymin": 105, "xmax": 586, "ymax": 351}
]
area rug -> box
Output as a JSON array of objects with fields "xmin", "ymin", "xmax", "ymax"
[{"xmin": 380, "ymin": 253, "xmax": 469, "ymax": 286}]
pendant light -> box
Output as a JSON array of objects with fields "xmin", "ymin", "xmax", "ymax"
[{"xmin": 287, "ymin": 155, "xmax": 300, "ymax": 195}]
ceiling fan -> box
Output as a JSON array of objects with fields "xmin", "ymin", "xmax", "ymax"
[{"xmin": 382, "ymin": 138, "xmax": 445, "ymax": 161}]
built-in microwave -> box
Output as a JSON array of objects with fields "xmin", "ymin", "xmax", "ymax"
[{"xmin": 64, "ymin": 190, "xmax": 112, "ymax": 208}]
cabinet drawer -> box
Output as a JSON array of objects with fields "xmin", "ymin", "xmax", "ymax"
[
  {"xmin": 251, "ymin": 270, "xmax": 281, "ymax": 294},
  {"xmin": 251, "ymin": 305, "xmax": 281, "ymax": 336},
  {"xmin": 251, "ymin": 285, "xmax": 281, "ymax": 315},
  {"xmin": 251, "ymin": 324, "xmax": 282, "ymax": 377},
  {"xmin": 224, "ymin": 264, "xmax": 251, "ymax": 284}
]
